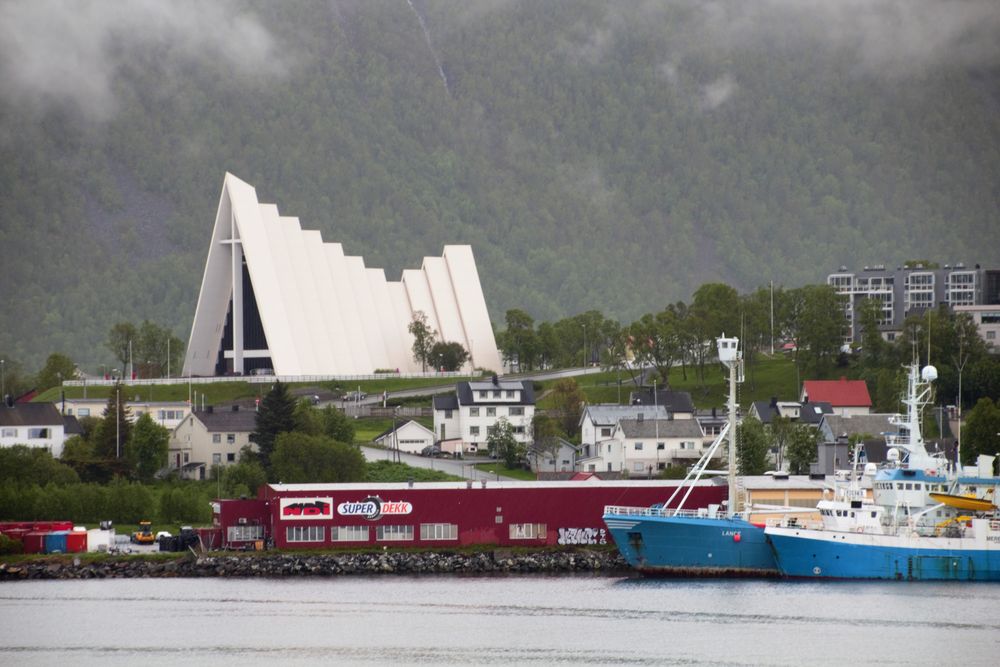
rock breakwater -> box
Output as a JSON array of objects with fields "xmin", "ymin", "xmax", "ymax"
[{"xmin": 0, "ymin": 549, "xmax": 630, "ymax": 580}]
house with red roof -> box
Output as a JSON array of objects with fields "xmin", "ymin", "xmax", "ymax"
[{"xmin": 800, "ymin": 378, "xmax": 872, "ymax": 416}]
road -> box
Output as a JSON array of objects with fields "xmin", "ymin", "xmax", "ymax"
[
  {"xmin": 341, "ymin": 365, "xmax": 612, "ymax": 408},
  {"xmin": 361, "ymin": 446, "xmax": 521, "ymax": 481}
]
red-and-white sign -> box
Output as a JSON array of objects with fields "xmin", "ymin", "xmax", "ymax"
[{"xmin": 279, "ymin": 497, "xmax": 334, "ymax": 520}]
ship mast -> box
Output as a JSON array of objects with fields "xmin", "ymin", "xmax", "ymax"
[{"xmin": 717, "ymin": 335, "xmax": 743, "ymax": 519}]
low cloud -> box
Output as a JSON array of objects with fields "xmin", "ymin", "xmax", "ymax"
[
  {"xmin": 0, "ymin": 0, "xmax": 288, "ymax": 121},
  {"xmin": 700, "ymin": 74, "xmax": 737, "ymax": 110}
]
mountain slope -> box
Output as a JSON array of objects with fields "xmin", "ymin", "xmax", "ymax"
[{"xmin": 1, "ymin": 0, "xmax": 998, "ymax": 370}]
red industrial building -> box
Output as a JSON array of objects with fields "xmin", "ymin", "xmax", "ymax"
[{"xmin": 212, "ymin": 479, "xmax": 726, "ymax": 550}]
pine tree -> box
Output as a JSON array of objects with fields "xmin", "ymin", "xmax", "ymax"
[{"xmin": 252, "ymin": 381, "xmax": 296, "ymax": 472}]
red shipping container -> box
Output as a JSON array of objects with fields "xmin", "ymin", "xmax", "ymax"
[
  {"xmin": 23, "ymin": 531, "xmax": 48, "ymax": 554},
  {"xmin": 3, "ymin": 528, "xmax": 30, "ymax": 543},
  {"xmin": 65, "ymin": 531, "xmax": 87, "ymax": 553}
]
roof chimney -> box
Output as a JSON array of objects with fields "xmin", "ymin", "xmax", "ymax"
[
  {"xmin": 206, "ymin": 405, "xmax": 214, "ymax": 413},
  {"xmin": 491, "ymin": 373, "xmax": 499, "ymax": 386},
  {"xmin": 231, "ymin": 405, "xmax": 239, "ymax": 412},
  {"xmin": 637, "ymin": 413, "xmax": 644, "ymax": 422}
]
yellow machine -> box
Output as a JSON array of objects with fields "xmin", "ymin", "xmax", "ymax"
[{"xmin": 132, "ymin": 521, "xmax": 155, "ymax": 545}]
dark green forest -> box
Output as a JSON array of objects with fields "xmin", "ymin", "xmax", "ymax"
[{"xmin": 2, "ymin": 1, "xmax": 998, "ymax": 371}]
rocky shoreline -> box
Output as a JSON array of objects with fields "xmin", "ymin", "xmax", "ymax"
[{"xmin": 0, "ymin": 548, "xmax": 632, "ymax": 581}]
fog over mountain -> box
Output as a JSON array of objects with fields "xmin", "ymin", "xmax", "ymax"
[{"xmin": 1, "ymin": 0, "xmax": 998, "ymax": 370}]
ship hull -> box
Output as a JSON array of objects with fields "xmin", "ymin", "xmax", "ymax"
[
  {"xmin": 603, "ymin": 513, "xmax": 778, "ymax": 577},
  {"xmin": 767, "ymin": 526, "xmax": 1000, "ymax": 581}
]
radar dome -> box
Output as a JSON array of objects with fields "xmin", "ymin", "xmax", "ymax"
[
  {"xmin": 887, "ymin": 448, "xmax": 900, "ymax": 462},
  {"xmin": 921, "ymin": 365, "xmax": 938, "ymax": 382}
]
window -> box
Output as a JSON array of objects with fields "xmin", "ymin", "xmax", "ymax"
[
  {"xmin": 331, "ymin": 526, "xmax": 369, "ymax": 542},
  {"xmin": 509, "ymin": 407, "xmax": 524, "ymax": 416},
  {"xmin": 228, "ymin": 525, "xmax": 263, "ymax": 542},
  {"xmin": 1, "ymin": 428, "xmax": 16, "ymax": 438},
  {"xmin": 78, "ymin": 408, "xmax": 91, "ymax": 417},
  {"xmin": 657, "ymin": 442, "xmax": 665, "ymax": 450},
  {"xmin": 212, "ymin": 453, "xmax": 221, "ymax": 465},
  {"xmin": 633, "ymin": 462, "xmax": 645, "ymax": 472},
  {"xmin": 212, "ymin": 434, "xmax": 221, "ymax": 443},
  {"xmin": 470, "ymin": 407, "xmax": 480, "ymax": 417},
  {"xmin": 486, "ymin": 407, "xmax": 496, "ymax": 417},
  {"xmin": 445, "ymin": 410, "xmax": 453, "ymax": 419},
  {"xmin": 470, "ymin": 426, "xmax": 480, "ymax": 436},
  {"xmin": 479, "ymin": 391, "xmax": 488, "ymax": 399},
  {"xmin": 635, "ymin": 442, "xmax": 644, "ymax": 451},
  {"xmin": 506, "ymin": 391, "xmax": 515, "ymax": 399},
  {"xmin": 600, "ymin": 428, "xmax": 611, "ymax": 437},
  {"xmin": 227, "ymin": 433, "xmax": 236, "ymax": 444},
  {"xmin": 376, "ymin": 525, "xmax": 414, "ymax": 541},
  {"xmin": 183, "ymin": 453, "xmax": 189, "ymax": 463},
  {"xmin": 27, "ymin": 428, "xmax": 50, "ymax": 439},
  {"xmin": 988, "ymin": 331, "xmax": 996, "ymax": 341},
  {"xmin": 512, "ymin": 426, "xmax": 525, "ymax": 434},
  {"xmin": 286, "ymin": 526, "xmax": 324, "ymax": 542},
  {"xmin": 227, "ymin": 453, "xmax": 236, "ymax": 462},
  {"xmin": 157, "ymin": 409, "xmax": 182, "ymax": 420},
  {"xmin": 509, "ymin": 523, "xmax": 546, "ymax": 540},
  {"xmin": 493, "ymin": 391, "xmax": 501, "ymax": 398},
  {"xmin": 420, "ymin": 523, "xmax": 458, "ymax": 540}
]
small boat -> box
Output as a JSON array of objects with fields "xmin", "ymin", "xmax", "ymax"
[{"xmin": 928, "ymin": 493, "xmax": 996, "ymax": 513}]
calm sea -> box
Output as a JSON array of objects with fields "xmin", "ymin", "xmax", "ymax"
[{"xmin": 1, "ymin": 575, "xmax": 998, "ymax": 665}]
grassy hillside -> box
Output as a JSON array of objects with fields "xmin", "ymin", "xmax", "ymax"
[{"xmin": 3, "ymin": 1, "xmax": 998, "ymax": 371}]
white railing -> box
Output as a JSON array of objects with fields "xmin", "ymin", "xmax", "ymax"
[
  {"xmin": 604, "ymin": 505, "xmax": 721, "ymax": 520},
  {"xmin": 62, "ymin": 371, "xmax": 468, "ymax": 388}
]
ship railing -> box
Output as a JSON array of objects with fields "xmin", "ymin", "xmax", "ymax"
[{"xmin": 604, "ymin": 505, "xmax": 722, "ymax": 520}]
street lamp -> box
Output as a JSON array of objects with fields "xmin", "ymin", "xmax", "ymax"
[
  {"xmin": 1, "ymin": 358, "xmax": 5, "ymax": 400},
  {"xmin": 581, "ymin": 324, "xmax": 587, "ymax": 368}
]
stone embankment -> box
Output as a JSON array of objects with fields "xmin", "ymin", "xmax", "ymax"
[{"xmin": 0, "ymin": 549, "xmax": 630, "ymax": 580}]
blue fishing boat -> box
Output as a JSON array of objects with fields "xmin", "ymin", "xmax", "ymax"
[
  {"xmin": 766, "ymin": 363, "xmax": 1000, "ymax": 581},
  {"xmin": 603, "ymin": 336, "xmax": 779, "ymax": 576}
]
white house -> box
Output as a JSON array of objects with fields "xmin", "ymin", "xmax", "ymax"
[
  {"xmin": 432, "ymin": 378, "xmax": 535, "ymax": 454},
  {"xmin": 579, "ymin": 404, "xmax": 670, "ymax": 452},
  {"xmin": 527, "ymin": 437, "xmax": 581, "ymax": 473},
  {"xmin": 373, "ymin": 420, "xmax": 436, "ymax": 455},
  {"xmin": 60, "ymin": 397, "xmax": 191, "ymax": 431},
  {"xmin": 0, "ymin": 402, "xmax": 77, "ymax": 459},
  {"xmin": 578, "ymin": 417, "xmax": 706, "ymax": 475},
  {"xmin": 169, "ymin": 405, "xmax": 257, "ymax": 479}
]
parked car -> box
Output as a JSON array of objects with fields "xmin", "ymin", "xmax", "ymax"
[
  {"xmin": 343, "ymin": 390, "xmax": 368, "ymax": 401},
  {"xmin": 421, "ymin": 445, "xmax": 448, "ymax": 458}
]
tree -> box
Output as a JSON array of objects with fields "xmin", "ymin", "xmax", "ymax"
[
  {"xmin": 736, "ymin": 418, "xmax": 770, "ymax": 476},
  {"xmin": 135, "ymin": 320, "xmax": 185, "ymax": 379},
  {"xmin": 91, "ymin": 381, "xmax": 132, "ymax": 476},
  {"xmin": 530, "ymin": 414, "xmax": 564, "ymax": 469},
  {"xmin": 106, "ymin": 322, "xmax": 138, "ymax": 369},
  {"xmin": 408, "ymin": 311, "xmax": 437, "ymax": 372},
  {"xmin": 785, "ymin": 425, "xmax": 819, "ymax": 475},
  {"xmin": 486, "ymin": 418, "xmax": 524, "ymax": 469},
  {"xmin": 128, "ymin": 413, "xmax": 169, "ymax": 483},
  {"xmin": 221, "ymin": 459, "xmax": 269, "ymax": 497},
  {"xmin": 768, "ymin": 415, "xmax": 794, "ymax": 471},
  {"xmin": 962, "ymin": 398, "xmax": 1000, "ymax": 464},
  {"xmin": 36, "ymin": 353, "xmax": 77, "ymax": 392},
  {"xmin": 789, "ymin": 285, "xmax": 847, "ymax": 378},
  {"xmin": 321, "ymin": 406, "xmax": 355, "ymax": 444},
  {"xmin": 499, "ymin": 309, "xmax": 537, "ymax": 371},
  {"xmin": 271, "ymin": 432, "xmax": 366, "ymax": 483},
  {"xmin": 548, "ymin": 379, "xmax": 586, "ymax": 438},
  {"xmin": 0, "ymin": 445, "xmax": 79, "ymax": 486},
  {"xmin": 429, "ymin": 341, "xmax": 470, "ymax": 372},
  {"xmin": 252, "ymin": 381, "xmax": 296, "ymax": 472}
]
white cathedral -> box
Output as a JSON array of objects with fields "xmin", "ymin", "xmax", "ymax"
[{"xmin": 182, "ymin": 173, "xmax": 501, "ymax": 377}]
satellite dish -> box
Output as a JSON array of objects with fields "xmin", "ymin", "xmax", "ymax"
[{"xmin": 921, "ymin": 365, "xmax": 938, "ymax": 382}]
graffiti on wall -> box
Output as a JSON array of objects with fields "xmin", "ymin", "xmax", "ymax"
[{"xmin": 557, "ymin": 527, "xmax": 607, "ymax": 545}]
